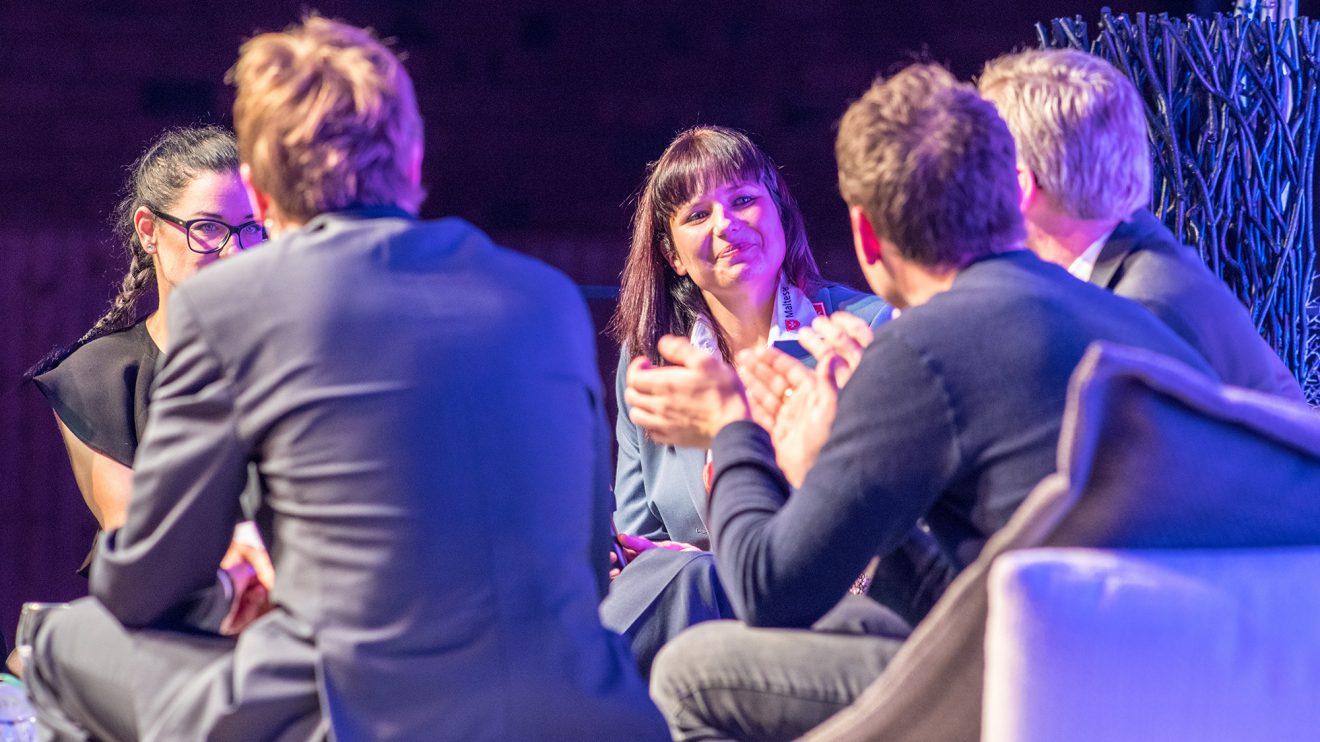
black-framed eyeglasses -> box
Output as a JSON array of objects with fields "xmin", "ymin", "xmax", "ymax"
[{"xmin": 151, "ymin": 210, "xmax": 269, "ymax": 254}]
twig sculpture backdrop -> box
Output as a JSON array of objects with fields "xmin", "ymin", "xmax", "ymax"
[{"xmin": 1039, "ymin": 11, "xmax": 1320, "ymax": 403}]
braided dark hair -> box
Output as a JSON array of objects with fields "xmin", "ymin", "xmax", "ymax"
[{"xmin": 27, "ymin": 125, "xmax": 239, "ymax": 378}]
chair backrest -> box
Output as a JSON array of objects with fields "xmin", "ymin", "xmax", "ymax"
[
  {"xmin": 983, "ymin": 545, "xmax": 1320, "ymax": 742},
  {"xmin": 800, "ymin": 341, "xmax": 1320, "ymax": 742}
]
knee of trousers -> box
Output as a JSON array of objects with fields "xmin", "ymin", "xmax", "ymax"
[
  {"xmin": 648, "ymin": 620, "xmax": 744, "ymax": 714},
  {"xmin": 23, "ymin": 603, "xmax": 88, "ymax": 737},
  {"xmin": 28, "ymin": 603, "xmax": 77, "ymax": 690}
]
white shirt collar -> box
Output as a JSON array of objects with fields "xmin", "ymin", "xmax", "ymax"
[
  {"xmin": 689, "ymin": 274, "xmax": 825, "ymax": 356},
  {"xmin": 1067, "ymin": 226, "xmax": 1118, "ymax": 281}
]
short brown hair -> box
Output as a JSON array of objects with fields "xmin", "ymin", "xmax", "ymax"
[
  {"xmin": 835, "ymin": 64, "xmax": 1024, "ymax": 268},
  {"xmin": 228, "ymin": 16, "xmax": 424, "ymax": 222}
]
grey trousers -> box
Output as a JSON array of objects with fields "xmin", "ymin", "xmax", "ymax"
[
  {"xmin": 25, "ymin": 598, "xmax": 248, "ymax": 742},
  {"xmin": 25, "ymin": 599, "xmax": 165, "ymax": 742},
  {"xmin": 649, "ymin": 620, "xmax": 904, "ymax": 742},
  {"xmin": 24, "ymin": 598, "xmax": 323, "ymax": 742}
]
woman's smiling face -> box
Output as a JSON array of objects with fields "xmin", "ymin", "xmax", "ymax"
[{"xmin": 665, "ymin": 178, "xmax": 787, "ymax": 302}]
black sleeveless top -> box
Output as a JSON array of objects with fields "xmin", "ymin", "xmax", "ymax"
[{"xmin": 32, "ymin": 320, "xmax": 160, "ymax": 573}]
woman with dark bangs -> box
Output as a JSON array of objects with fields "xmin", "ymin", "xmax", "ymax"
[{"xmin": 601, "ymin": 126, "xmax": 891, "ymax": 674}]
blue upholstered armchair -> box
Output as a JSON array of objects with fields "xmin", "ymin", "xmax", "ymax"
[{"xmin": 802, "ymin": 342, "xmax": 1320, "ymax": 742}]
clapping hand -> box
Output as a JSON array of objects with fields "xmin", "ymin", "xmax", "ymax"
[
  {"xmin": 797, "ymin": 311, "xmax": 874, "ymax": 389},
  {"xmin": 739, "ymin": 346, "xmax": 842, "ymax": 488},
  {"xmin": 625, "ymin": 335, "xmax": 751, "ymax": 449}
]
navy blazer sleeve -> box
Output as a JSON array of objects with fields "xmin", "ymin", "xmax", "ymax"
[
  {"xmin": 91, "ymin": 287, "xmax": 247, "ymax": 630},
  {"xmin": 709, "ymin": 333, "xmax": 961, "ymax": 627}
]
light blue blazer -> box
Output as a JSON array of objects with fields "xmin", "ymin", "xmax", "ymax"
[{"xmin": 612, "ymin": 285, "xmax": 891, "ymax": 547}]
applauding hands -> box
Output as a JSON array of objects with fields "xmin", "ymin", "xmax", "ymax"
[
  {"xmin": 739, "ymin": 347, "xmax": 840, "ymax": 488},
  {"xmin": 625, "ymin": 312, "xmax": 876, "ymax": 489},
  {"xmin": 797, "ymin": 311, "xmax": 875, "ymax": 389},
  {"xmin": 624, "ymin": 335, "xmax": 753, "ymax": 449}
]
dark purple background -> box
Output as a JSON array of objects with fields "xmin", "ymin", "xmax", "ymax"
[{"xmin": 0, "ymin": 0, "xmax": 1266, "ymax": 646}]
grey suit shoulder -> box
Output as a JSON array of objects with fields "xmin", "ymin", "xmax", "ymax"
[{"xmin": 1094, "ymin": 210, "xmax": 1304, "ymax": 401}]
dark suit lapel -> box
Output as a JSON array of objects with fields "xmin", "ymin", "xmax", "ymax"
[
  {"xmin": 1087, "ymin": 211, "xmax": 1161, "ymax": 289},
  {"xmin": 1091, "ymin": 219, "xmax": 1142, "ymax": 290}
]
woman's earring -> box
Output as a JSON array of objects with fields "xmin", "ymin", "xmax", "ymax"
[{"xmin": 143, "ymin": 242, "xmax": 156, "ymax": 254}]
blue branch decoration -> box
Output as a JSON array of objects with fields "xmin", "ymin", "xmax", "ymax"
[{"xmin": 1039, "ymin": 11, "xmax": 1319, "ymax": 403}]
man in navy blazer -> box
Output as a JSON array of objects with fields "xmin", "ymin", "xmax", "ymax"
[
  {"xmin": 626, "ymin": 64, "xmax": 1215, "ymax": 741},
  {"xmin": 23, "ymin": 17, "xmax": 665, "ymax": 741},
  {"xmin": 979, "ymin": 48, "xmax": 1305, "ymax": 401}
]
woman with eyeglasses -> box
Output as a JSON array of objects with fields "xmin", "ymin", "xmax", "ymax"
[{"xmin": 27, "ymin": 125, "xmax": 271, "ymax": 583}]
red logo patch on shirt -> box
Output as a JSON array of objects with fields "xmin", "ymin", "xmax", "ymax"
[
  {"xmin": 785, "ymin": 319, "xmax": 801, "ymax": 331},
  {"xmin": 812, "ymin": 302, "xmax": 826, "ymax": 317}
]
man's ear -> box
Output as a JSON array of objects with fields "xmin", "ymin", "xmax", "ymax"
[
  {"xmin": 1017, "ymin": 164, "xmax": 1038, "ymax": 214},
  {"xmin": 849, "ymin": 206, "xmax": 884, "ymax": 265},
  {"xmin": 240, "ymin": 163, "xmax": 271, "ymax": 225}
]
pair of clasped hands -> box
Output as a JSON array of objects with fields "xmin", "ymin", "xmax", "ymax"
[
  {"xmin": 217, "ymin": 522, "xmax": 276, "ymax": 635},
  {"xmin": 611, "ymin": 312, "xmax": 875, "ymax": 573}
]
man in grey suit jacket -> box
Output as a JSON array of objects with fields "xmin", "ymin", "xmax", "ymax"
[
  {"xmin": 23, "ymin": 17, "xmax": 665, "ymax": 741},
  {"xmin": 979, "ymin": 48, "xmax": 1305, "ymax": 401}
]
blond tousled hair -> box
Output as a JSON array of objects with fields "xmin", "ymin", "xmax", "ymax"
[
  {"xmin": 228, "ymin": 16, "xmax": 424, "ymax": 222},
  {"xmin": 978, "ymin": 48, "xmax": 1151, "ymax": 222}
]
